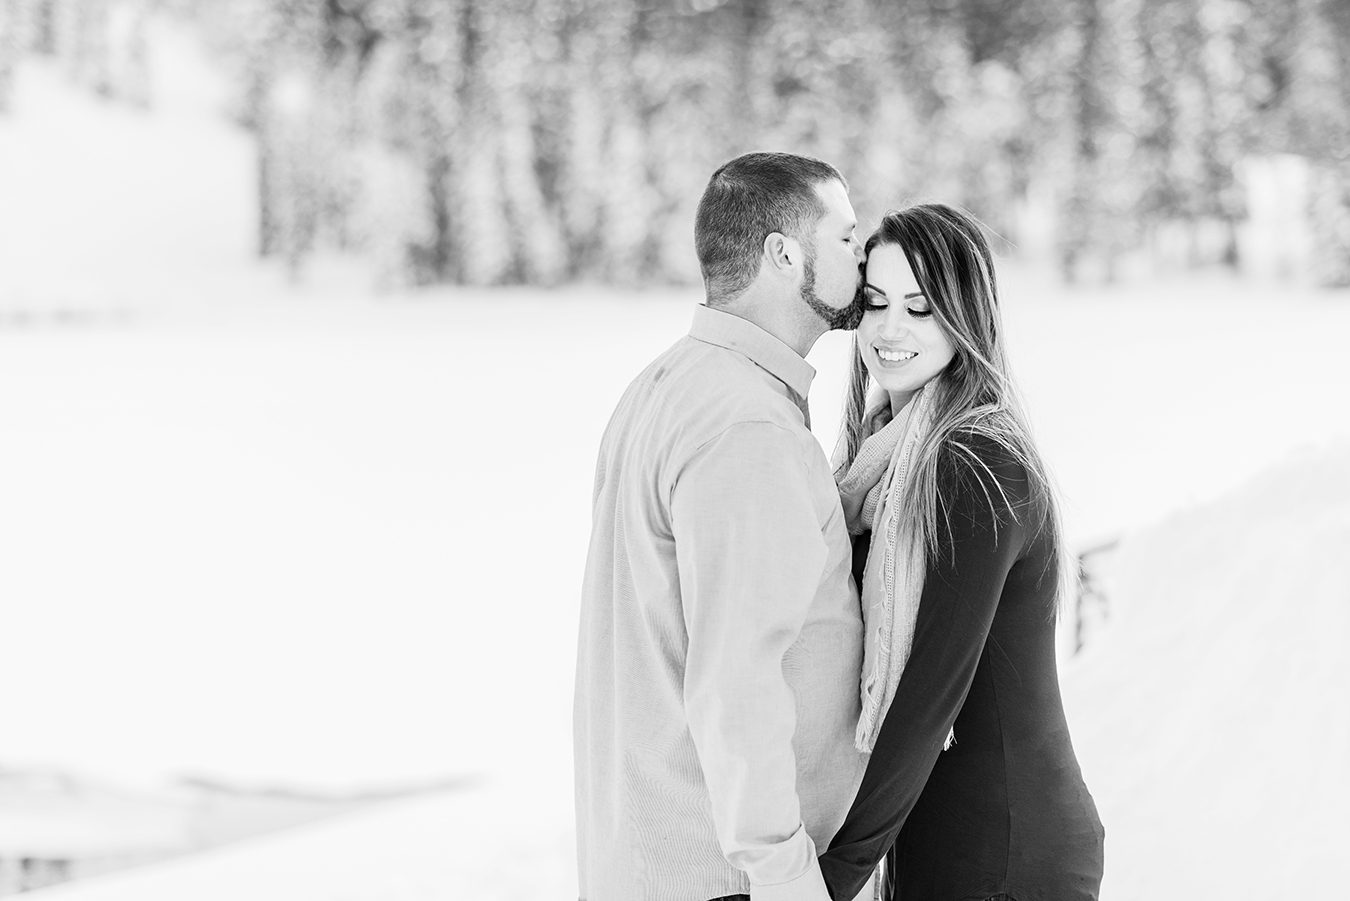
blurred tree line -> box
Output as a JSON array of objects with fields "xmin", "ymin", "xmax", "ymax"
[
  {"xmin": 0, "ymin": 0, "xmax": 151, "ymax": 110},
  {"xmin": 2, "ymin": 0, "xmax": 1348, "ymax": 287}
]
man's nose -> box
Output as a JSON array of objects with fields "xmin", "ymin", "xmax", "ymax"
[{"xmin": 852, "ymin": 240, "xmax": 865, "ymax": 264}]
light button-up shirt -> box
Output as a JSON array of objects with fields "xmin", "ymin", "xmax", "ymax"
[{"xmin": 575, "ymin": 305, "xmax": 867, "ymax": 901}]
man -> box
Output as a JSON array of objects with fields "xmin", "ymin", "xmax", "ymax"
[{"xmin": 574, "ymin": 152, "xmax": 870, "ymax": 901}]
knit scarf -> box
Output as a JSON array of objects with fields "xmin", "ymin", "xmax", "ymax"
[{"xmin": 833, "ymin": 381, "xmax": 937, "ymax": 753}]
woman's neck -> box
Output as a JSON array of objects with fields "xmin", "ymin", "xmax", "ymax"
[{"xmin": 888, "ymin": 390, "xmax": 916, "ymax": 419}]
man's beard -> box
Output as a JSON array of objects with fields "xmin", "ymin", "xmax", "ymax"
[{"xmin": 801, "ymin": 254, "xmax": 864, "ymax": 331}]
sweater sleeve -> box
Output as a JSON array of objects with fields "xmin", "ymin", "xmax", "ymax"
[{"xmin": 818, "ymin": 441, "xmax": 1037, "ymax": 901}]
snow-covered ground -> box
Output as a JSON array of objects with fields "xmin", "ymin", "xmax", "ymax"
[
  {"xmin": 21, "ymin": 779, "xmax": 578, "ymax": 901},
  {"xmin": 3, "ymin": 25, "xmax": 1350, "ymax": 900},
  {"xmin": 18, "ymin": 441, "xmax": 1346, "ymax": 901},
  {"xmin": 1062, "ymin": 443, "xmax": 1350, "ymax": 898}
]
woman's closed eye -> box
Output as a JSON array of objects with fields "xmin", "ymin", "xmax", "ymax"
[
  {"xmin": 864, "ymin": 282, "xmax": 932, "ymax": 317},
  {"xmin": 865, "ymin": 293, "xmax": 932, "ymax": 319},
  {"xmin": 862, "ymin": 287, "xmax": 888, "ymax": 311}
]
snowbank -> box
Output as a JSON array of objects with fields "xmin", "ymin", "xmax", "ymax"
[
  {"xmin": 27, "ymin": 445, "xmax": 1350, "ymax": 900},
  {"xmin": 1061, "ymin": 443, "xmax": 1350, "ymax": 899},
  {"xmin": 25, "ymin": 776, "xmax": 576, "ymax": 901}
]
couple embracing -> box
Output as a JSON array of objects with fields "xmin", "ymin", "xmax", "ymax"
[{"xmin": 574, "ymin": 152, "xmax": 1104, "ymax": 901}]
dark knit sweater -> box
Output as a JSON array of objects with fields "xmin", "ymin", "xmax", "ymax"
[{"xmin": 820, "ymin": 439, "xmax": 1105, "ymax": 901}]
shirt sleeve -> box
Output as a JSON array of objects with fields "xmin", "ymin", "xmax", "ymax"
[
  {"xmin": 670, "ymin": 420, "xmax": 832, "ymax": 901},
  {"xmin": 818, "ymin": 443, "xmax": 1037, "ymax": 901}
]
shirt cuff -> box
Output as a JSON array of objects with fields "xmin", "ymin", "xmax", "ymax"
[{"xmin": 749, "ymin": 855, "xmax": 829, "ymax": 901}]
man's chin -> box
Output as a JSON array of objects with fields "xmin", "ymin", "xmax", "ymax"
[
  {"xmin": 813, "ymin": 302, "xmax": 861, "ymax": 332},
  {"xmin": 827, "ymin": 293, "xmax": 865, "ymax": 331},
  {"xmin": 801, "ymin": 286, "xmax": 862, "ymax": 332},
  {"xmin": 834, "ymin": 299, "xmax": 864, "ymax": 331}
]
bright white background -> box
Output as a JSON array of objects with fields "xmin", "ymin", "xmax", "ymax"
[{"xmin": 2, "ymin": 23, "xmax": 1348, "ymax": 901}]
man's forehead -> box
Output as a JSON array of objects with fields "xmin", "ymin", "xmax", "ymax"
[{"xmin": 814, "ymin": 179, "xmax": 855, "ymax": 223}]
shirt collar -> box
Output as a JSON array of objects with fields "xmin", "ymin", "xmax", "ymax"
[{"xmin": 688, "ymin": 304, "xmax": 816, "ymax": 402}]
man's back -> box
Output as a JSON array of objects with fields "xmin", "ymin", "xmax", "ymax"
[{"xmin": 574, "ymin": 306, "xmax": 866, "ymax": 901}]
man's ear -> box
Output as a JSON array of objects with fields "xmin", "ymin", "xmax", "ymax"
[{"xmin": 763, "ymin": 232, "xmax": 802, "ymax": 278}]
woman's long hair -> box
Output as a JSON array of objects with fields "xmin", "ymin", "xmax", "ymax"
[{"xmin": 838, "ymin": 204, "xmax": 1072, "ymax": 607}]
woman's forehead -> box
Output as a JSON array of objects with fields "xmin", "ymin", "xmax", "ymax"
[{"xmin": 867, "ymin": 244, "xmax": 921, "ymax": 290}]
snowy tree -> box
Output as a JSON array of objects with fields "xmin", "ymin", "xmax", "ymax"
[
  {"xmin": 14, "ymin": 0, "xmax": 1329, "ymax": 289},
  {"xmin": 1298, "ymin": 0, "xmax": 1350, "ymax": 286},
  {"xmin": 0, "ymin": 0, "xmax": 22, "ymax": 112}
]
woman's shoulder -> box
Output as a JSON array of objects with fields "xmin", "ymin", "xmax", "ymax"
[
  {"xmin": 938, "ymin": 424, "xmax": 1029, "ymax": 481},
  {"xmin": 935, "ymin": 425, "xmax": 1039, "ymax": 524}
]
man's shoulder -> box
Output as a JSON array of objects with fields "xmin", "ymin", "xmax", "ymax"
[
  {"xmin": 652, "ymin": 337, "xmax": 809, "ymax": 433},
  {"xmin": 599, "ymin": 335, "xmax": 818, "ymax": 487}
]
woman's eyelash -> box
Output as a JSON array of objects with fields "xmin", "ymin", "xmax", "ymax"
[{"xmin": 863, "ymin": 294, "xmax": 931, "ymax": 317}]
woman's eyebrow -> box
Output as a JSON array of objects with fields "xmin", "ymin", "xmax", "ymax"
[
  {"xmin": 864, "ymin": 282, "xmax": 886, "ymax": 296},
  {"xmin": 903, "ymin": 291, "xmax": 926, "ymax": 300}
]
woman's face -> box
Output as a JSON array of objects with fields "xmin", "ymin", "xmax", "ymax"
[{"xmin": 858, "ymin": 243, "xmax": 957, "ymax": 409}]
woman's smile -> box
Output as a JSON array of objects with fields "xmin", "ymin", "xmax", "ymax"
[{"xmin": 874, "ymin": 346, "xmax": 918, "ymax": 365}]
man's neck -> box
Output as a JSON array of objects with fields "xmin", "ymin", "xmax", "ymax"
[{"xmin": 712, "ymin": 289, "xmax": 822, "ymax": 359}]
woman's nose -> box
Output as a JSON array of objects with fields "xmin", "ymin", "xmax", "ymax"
[{"xmin": 879, "ymin": 306, "xmax": 910, "ymax": 337}]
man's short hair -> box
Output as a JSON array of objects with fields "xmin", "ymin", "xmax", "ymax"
[{"xmin": 694, "ymin": 152, "xmax": 846, "ymax": 305}]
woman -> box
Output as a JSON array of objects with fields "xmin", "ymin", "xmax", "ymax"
[{"xmin": 817, "ymin": 205, "xmax": 1104, "ymax": 901}]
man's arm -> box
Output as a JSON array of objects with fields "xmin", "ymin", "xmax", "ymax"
[{"xmin": 671, "ymin": 420, "xmax": 832, "ymax": 901}]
